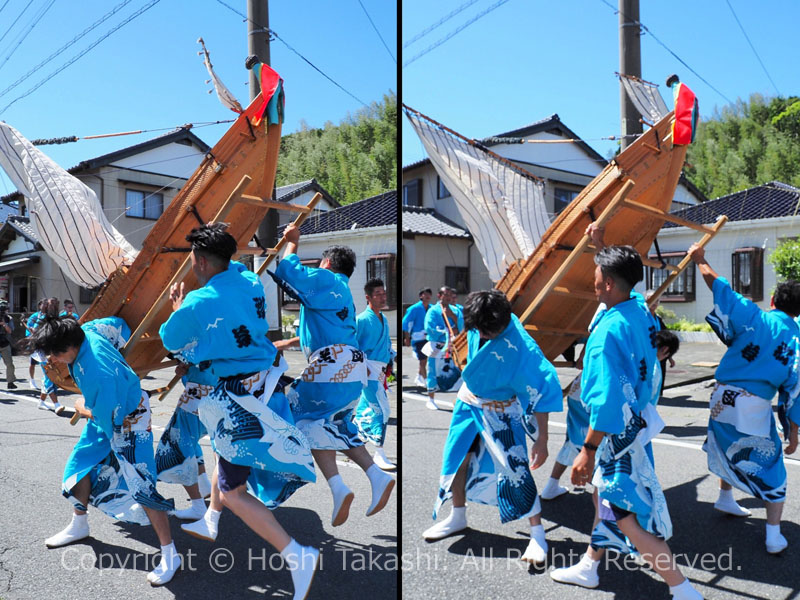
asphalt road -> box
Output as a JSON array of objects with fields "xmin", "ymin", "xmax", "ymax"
[
  {"xmin": 401, "ymin": 342, "xmax": 800, "ymax": 600},
  {"xmin": 0, "ymin": 348, "xmax": 397, "ymax": 600}
]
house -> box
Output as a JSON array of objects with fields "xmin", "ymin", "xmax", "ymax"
[
  {"xmin": 0, "ymin": 127, "xmax": 211, "ymax": 313},
  {"xmin": 274, "ymin": 189, "xmax": 398, "ymax": 337},
  {"xmin": 639, "ymin": 181, "xmax": 800, "ymax": 323},
  {"xmin": 401, "ymin": 113, "xmax": 707, "ymax": 310},
  {"xmin": 275, "ymin": 179, "xmax": 339, "ymax": 225}
]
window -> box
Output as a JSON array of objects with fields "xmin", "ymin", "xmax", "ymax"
[
  {"xmin": 646, "ymin": 252, "xmax": 695, "ymax": 302},
  {"xmin": 403, "ymin": 179, "xmax": 422, "ymax": 207},
  {"xmin": 445, "ymin": 266, "xmax": 469, "ymax": 295},
  {"xmin": 125, "ymin": 189, "xmax": 163, "ymax": 219},
  {"xmin": 367, "ymin": 254, "xmax": 397, "ymax": 309},
  {"xmin": 553, "ymin": 187, "xmax": 579, "ymax": 214},
  {"xmin": 281, "ymin": 258, "xmax": 320, "ymax": 308},
  {"xmin": 732, "ymin": 247, "xmax": 763, "ymax": 301},
  {"xmin": 437, "ymin": 176, "xmax": 451, "ymax": 199}
]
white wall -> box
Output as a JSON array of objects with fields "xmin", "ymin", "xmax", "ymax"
[
  {"xmin": 640, "ymin": 217, "xmax": 795, "ymax": 323},
  {"xmin": 112, "ymin": 143, "xmax": 208, "ymax": 179}
]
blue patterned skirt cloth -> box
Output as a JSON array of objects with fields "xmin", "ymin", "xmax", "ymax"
[
  {"xmin": 353, "ymin": 363, "xmax": 391, "ymax": 446},
  {"xmin": 433, "ymin": 399, "xmax": 540, "ymax": 524},
  {"xmin": 155, "ymin": 385, "xmax": 211, "ymax": 486},
  {"xmin": 61, "ymin": 393, "xmax": 174, "ymax": 525},
  {"xmin": 198, "ymin": 360, "xmax": 316, "ymax": 508}
]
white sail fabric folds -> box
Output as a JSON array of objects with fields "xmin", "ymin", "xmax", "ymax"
[
  {"xmin": 198, "ymin": 37, "xmax": 243, "ymax": 114},
  {"xmin": 0, "ymin": 122, "xmax": 138, "ymax": 287},
  {"xmin": 405, "ymin": 108, "xmax": 551, "ymax": 282},
  {"xmin": 619, "ymin": 73, "xmax": 669, "ymax": 123}
]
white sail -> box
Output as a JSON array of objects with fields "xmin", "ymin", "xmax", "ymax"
[
  {"xmin": 198, "ymin": 37, "xmax": 243, "ymax": 114},
  {"xmin": 0, "ymin": 122, "xmax": 138, "ymax": 287},
  {"xmin": 405, "ymin": 107, "xmax": 551, "ymax": 282},
  {"xmin": 619, "ymin": 73, "xmax": 669, "ymax": 123}
]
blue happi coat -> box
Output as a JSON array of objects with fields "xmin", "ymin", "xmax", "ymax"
[
  {"xmin": 433, "ymin": 315, "xmax": 562, "ymax": 523},
  {"xmin": 62, "ymin": 324, "xmax": 174, "ymax": 524},
  {"xmin": 274, "ymin": 253, "xmax": 366, "ymax": 450},
  {"xmin": 160, "ymin": 260, "xmax": 315, "ymax": 506},
  {"xmin": 583, "ymin": 295, "xmax": 671, "ymax": 541},
  {"xmin": 424, "ymin": 302, "xmax": 464, "ymax": 392},
  {"xmin": 402, "ymin": 300, "xmax": 428, "ymax": 341},
  {"xmin": 354, "ymin": 307, "xmax": 396, "ymax": 446},
  {"xmin": 703, "ymin": 277, "xmax": 800, "ymax": 502}
]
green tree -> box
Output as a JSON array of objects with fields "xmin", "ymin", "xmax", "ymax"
[
  {"xmin": 686, "ymin": 94, "xmax": 800, "ymax": 198},
  {"xmin": 768, "ymin": 238, "xmax": 800, "ymax": 282},
  {"xmin": 275, "ymin": 92, "xmax": 397, "ymax": 205}
]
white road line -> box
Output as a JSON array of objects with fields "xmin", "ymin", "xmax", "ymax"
[{"xmin": 403, "ymin": 392, "xmax": 800, "ymax": 468}]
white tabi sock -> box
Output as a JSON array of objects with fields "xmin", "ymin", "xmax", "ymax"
[
  {"xmin": 451, "ymin": 506, "xmax": 466, "ymax": 521},
  {"xmin": 365, "ymin": 464, "xmax": 395, "ymax": 516},
  {"xmin": 718, "ymin": 487, "xmax": 734, "ymax": 502},
  {"xmin": 147, "ymin": 542, "xmax": 182, "ymax": 586},
  {"xmin": 72, "ymin": 513, "xmax": 88, "ymax": 528},
  {"xmin": 668, "ymin": 578, "xmax": 703, "ymax": 600},
  {"xmin": 327, "ymin": 474, "xmax": 347, "ymax": 494},
  {"xmin": 580, "ymin": 553, "xmax": 600, "ymax": 572},
  {"xmin": 530, "ymin": 524, "xmax": 545, "ymax": 542},
  {"xmin": 327, "ymin": 474, "xmax": 354, "ymax": 526},
  {"xmin": 366, "ymin": 464, "xmax": 384, "ymax": 485},
  {"xmin": 281, "ymin": 538, "xmax": 320, "ymax": 600},
  {"xmin": 191, "ymin": 498, "xmax": 206, "ymax": 510}
]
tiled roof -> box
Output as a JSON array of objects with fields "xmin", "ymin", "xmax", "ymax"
[
  {"xmin": 280, "ymin": 190, "xmax": 396, "ymax": 236},
  {"xmin": 6, "ymin": 215, "xmax": 38, "ymax": 243},
  {"xmin": 0, "ymin": 203, "xmax": 18, "ymax": 224},
  {"xmin": 275, "ymin": 179, "xmax": 340, "ymax": 207},
  {"xmin": 402, "ymin": 206, "xmax": 471, "ymax": 239},
  {"xmin": 664, "ymin": 181, "xmax": 800, "ymax": 227}
]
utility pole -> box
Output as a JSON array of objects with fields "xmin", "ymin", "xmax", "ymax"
[
  {"xmin": 619, "ymin": 0, "xmax": 642, "ymax": 150},
  {"xmin": 248, "ymin": 0, "xmax": 281, "ymax": 339}
]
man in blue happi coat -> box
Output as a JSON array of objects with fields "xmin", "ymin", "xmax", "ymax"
[
  {"xmin": 354, "ymin": 278, "xmax": 397, "ymax": 471},
  {"xmin": 422, "ymin": 289, "xmax": 562, "ymax": 564},
  {"xmin": 31, "ymin": 316, "xmax": 181, "ymax": 586},
  {"xmin": 551, "ymin": 224, "xmax": 701, "ymax": 600},
  {"xmin": 160, "ymin": 223, "xmax": 320, "ymax": 599},
  {"xmin": 402, "ymin": 287, "xmax": 432, "ymax": 387},
  {"xmin": 272, "ymin": 224, "xmax": 395, "ymax": 528},
  {"xmin": 689, "ymin": 242, "xmax": 800, "ymax": 554},
  {"xmin": 423, "ymin": 286, "xmax": 464, "ymax": 410}
]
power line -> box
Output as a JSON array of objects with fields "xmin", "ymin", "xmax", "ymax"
[
  {"xmin": 356, "ymin": 0, "xmax": 395, "ymax": 64},
  {"xmin": 213, "ymin": 0, "xmax": 370, "ymax": 108},
  {"xmin": 403, "ymin": 0, "xmax": 482, "ymax": 48},
  {"xmin": 0, "ymin": 0, "xmax": 163, "ymax": 116},
  {"xmin": 403, "ymin": 0, "xmax": 512, "ymax": 68},
  {"xmin": 0, "ymin": 0, "xmax": 58, "ymax": 73},
  {"xmin": 0, "ymin": 0, "xmax": 35, "ymax": 47},
  {"xmin": 599, "ymin": 0, "xmax": 734, "ymax": 106},
  {"xmin": 724, "ymin": 0, "xmax": 780, "ymax": 96},
  {"xmin": 0, "ymin": 0, "xmax": 135, "ymax": 101}
]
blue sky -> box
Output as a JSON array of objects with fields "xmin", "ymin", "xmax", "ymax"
[
  {"xmin": 402, "ymin": 0, "xmax": 800, "ymax": 166},
  {"xmin": 0, "ymin": 0, "xmax": 397, "ymax": 196}
]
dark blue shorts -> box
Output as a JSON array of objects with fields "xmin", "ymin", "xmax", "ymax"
[
  {"xmin": 412, "ymin": 339, "xmax": 427, "ymax": 361},
  {"xmin": 217, "ymin": 456, "xmax": 251, "ymax": 492}
]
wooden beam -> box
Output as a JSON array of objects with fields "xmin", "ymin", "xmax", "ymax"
[
  {"xmin": 649, "ymin": 215, "xmax": 728, "ymax": 304},
  {"xmin": 133, "ymin": 358, "xmax": 178, "ymax": 376},
  {"xmin": 622, "ymin": 198, "xmax": 716, "ymax": 235},
  {"xmin": 239, "ymin": 194, "xmax": 312, "ymax": 213},
  {"xmin": 552, "ymin": 286, "xmax": 597, "ymax": 301},
  {"xmin": 525, "ymin": 324, "xmax": 590, "ymax": 337},
  {"xmin": 256, "ymin": 192, "xmax": 323, "ymax": 276},
  {"xmin": 518, "ymin": 179, "xmax": 635, "ymax": 325},
  {"xmin": 639, "ymin": 256, "xmax": 680, "ymax": 272}
]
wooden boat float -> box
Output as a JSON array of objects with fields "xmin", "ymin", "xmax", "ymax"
[
  {"xmin": 46, "ymin": 90, "xmax": 321, "ymax": 394},
  {"xmin": 451, "ymin": 109, "xmax": 726, "ymax": 367}
]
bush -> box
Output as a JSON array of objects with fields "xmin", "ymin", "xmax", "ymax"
[
  {"xmin": 665, "ymin": 318, "xmax": 712, "ymax": 332},
  {"xmin": 768, "ymin": 238, "xmax": 800, "ymax": 282}
]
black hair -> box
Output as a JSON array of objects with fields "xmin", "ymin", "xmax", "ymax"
[
  {"xmin": 321, "ymin": 245, "xmax": 356, "ymax": 278},
  {"xmin": 594, "ymin": 245, "xmax": 643, "ymax": 292},
  {"xmin": 186, "ymin": 222, "xmax": 237, "ymax": 266},
  {"xmin": 655, "ymin": 329, "xmax": 680, "ymax": 360},
  {"xmin": 773, "ymin": 280, "xmax": 800, "ymax": 316},
  {"xmin": 463, "ymin": 290, "xmax": 512, "ymax": 336},
  {"xmin": 419, "ymin": 288, "xmax": 432, "ymax": 297},
  {"xmin": 64, "ymin": 299, "xmax": 74, "ymax": 305},
  {"xmin": 27, "ymin": 315, "xmax": 85, "ymax": 356},
  {"xmin": 364, "ymin": 278, "xmax": 384, "ymax": 296}
]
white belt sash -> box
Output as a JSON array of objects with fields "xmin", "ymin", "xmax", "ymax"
[{"xmin": 710, "ymin": 382, "xmax": 772, "ymax": 437}]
